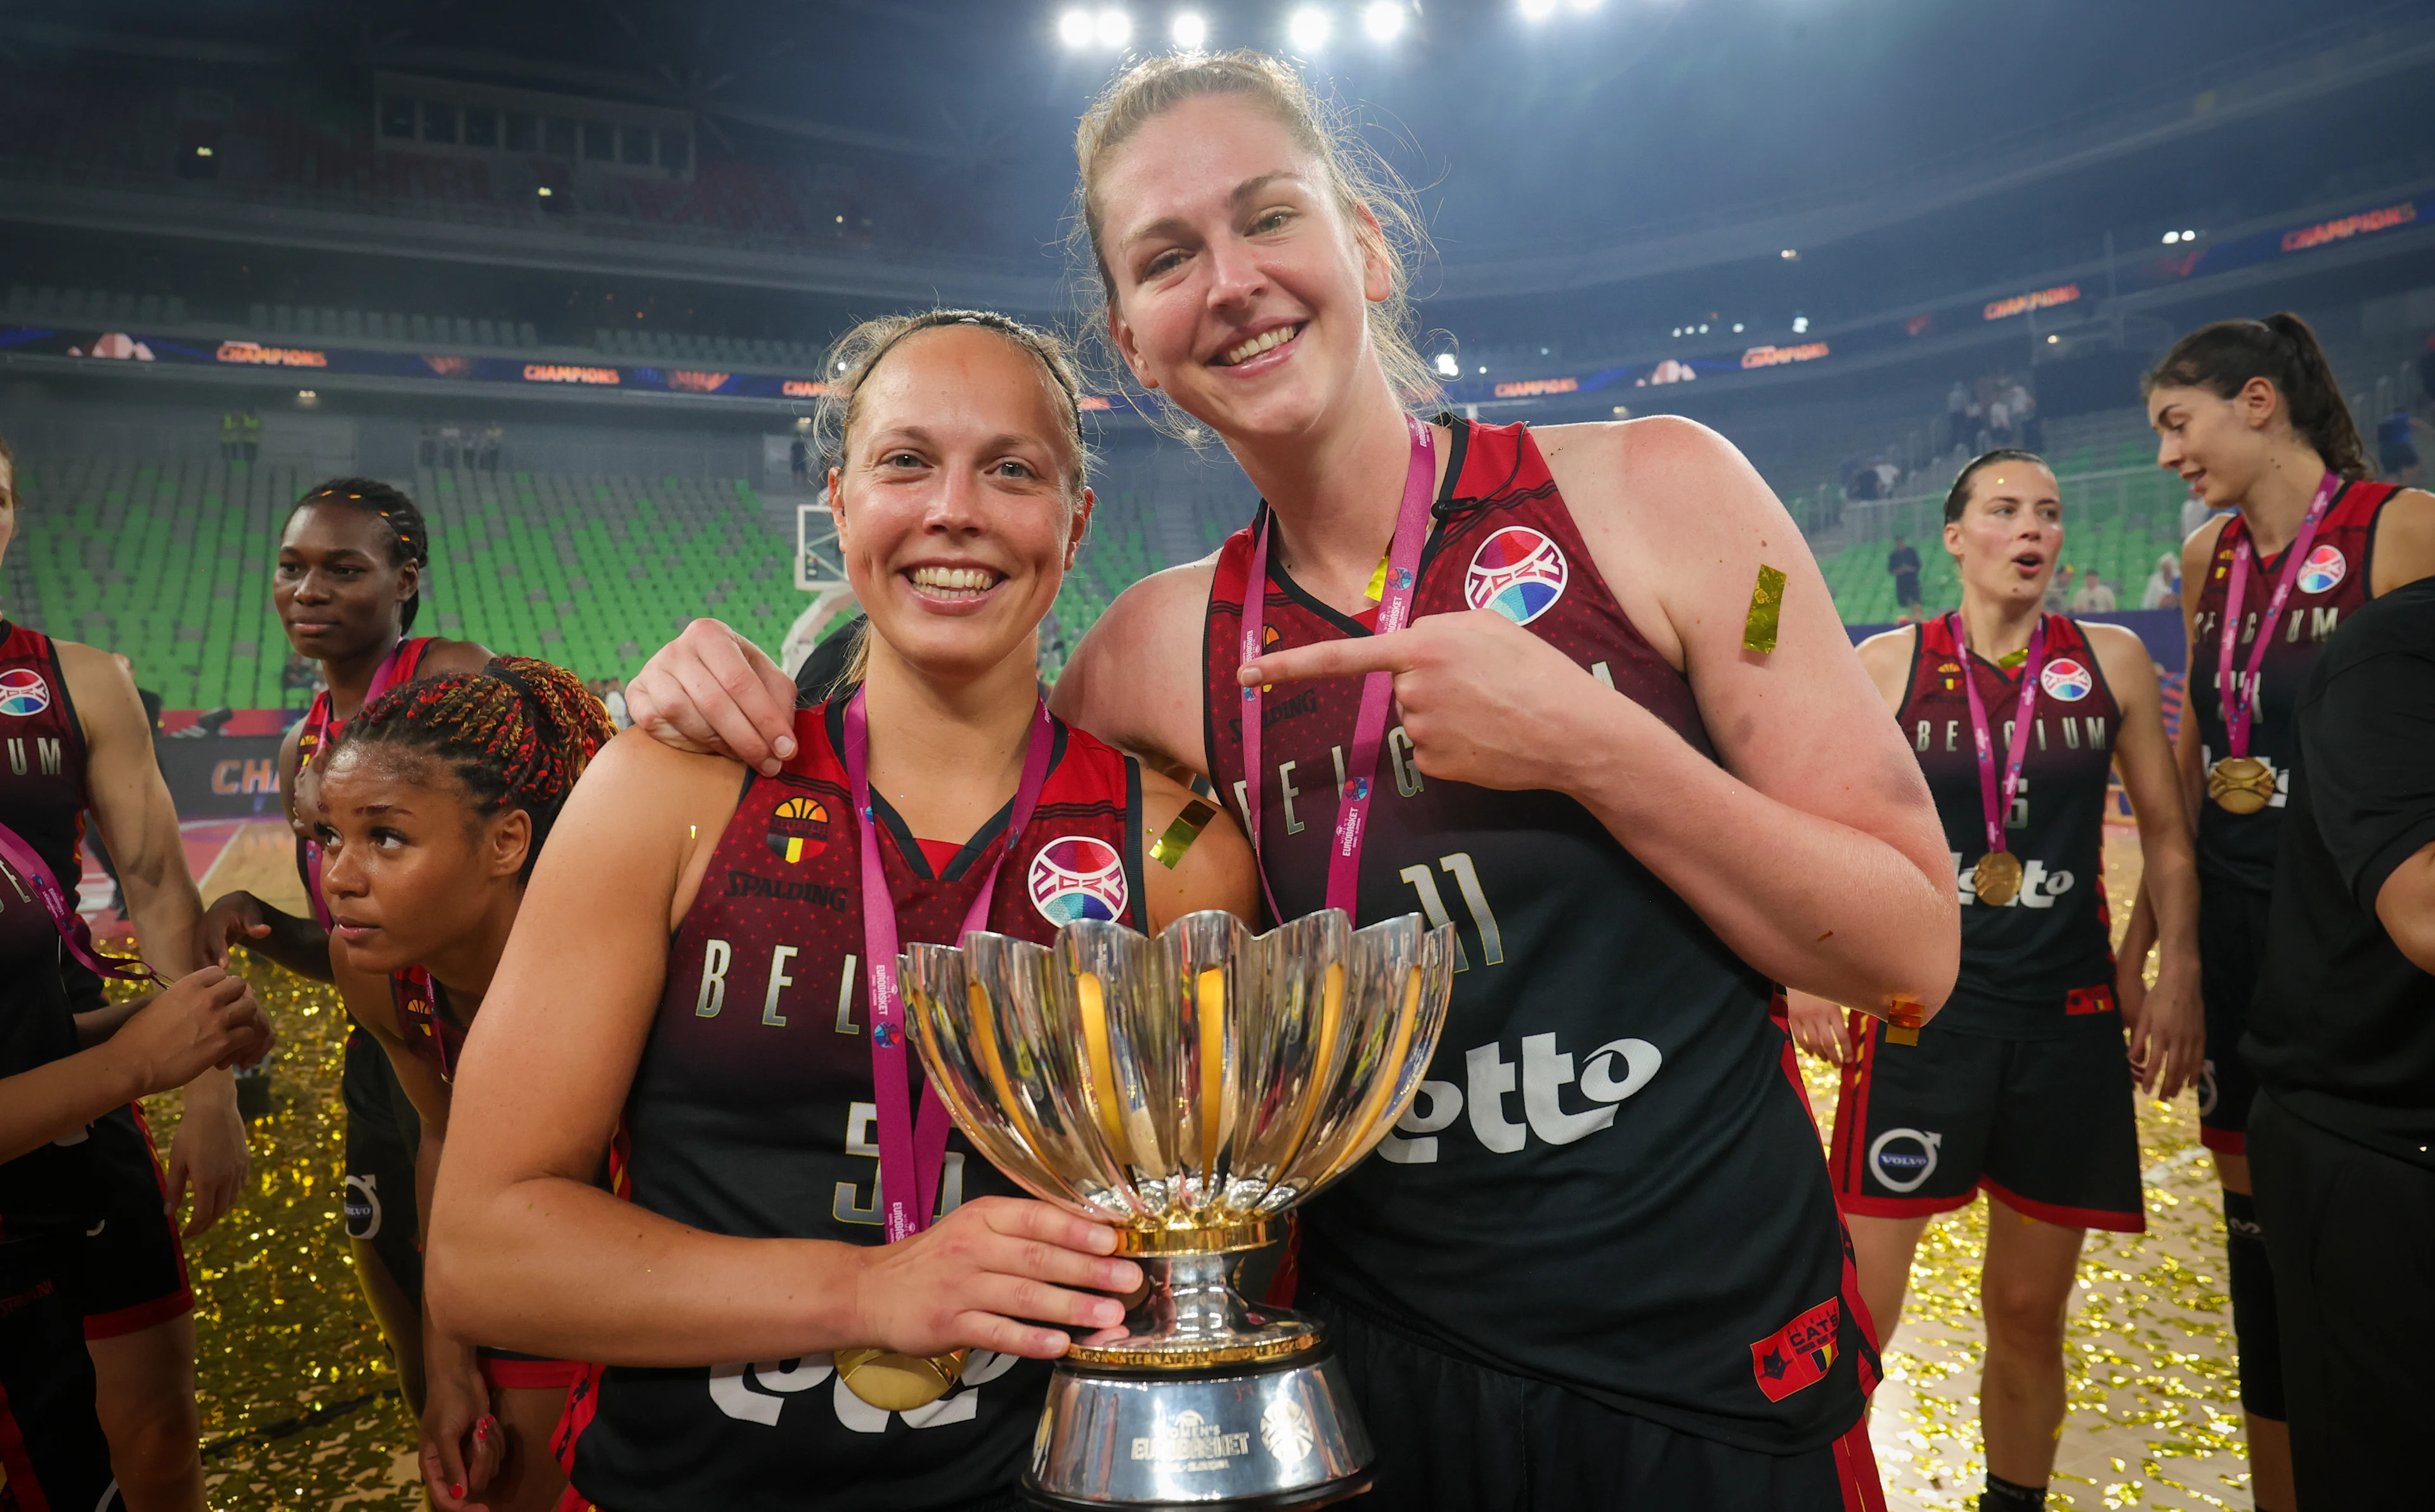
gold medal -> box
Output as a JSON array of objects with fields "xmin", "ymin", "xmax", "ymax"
[
  {"xmin": 833, "ymin": 1347, "xmax": 968, "ymax": 1411},
  {"xmin": 2207, "ymin": 756, "xmax": 2276, "ymax": 815},
  {"xmin": 1973, "ymin": 850, "xmax": 2024, "ymax": 907}
]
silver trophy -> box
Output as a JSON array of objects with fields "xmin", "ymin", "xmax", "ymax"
[{"xmin": 902, "ymin": 908, "xmax": 1455, "ymax": 1509}]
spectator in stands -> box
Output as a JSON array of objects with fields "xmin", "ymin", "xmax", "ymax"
[
  {"xmin": 2044, "ymin": 563, "xmax": 2075, "ymax": 612},
  {"xmin": 481, "ymin": 423, "xmax": 503, "ymax": 474},
  {"xmin": 440, "ymin": 424, "xmax": 464, "ymax": 470},
  {"xmin": 2019, "ymin": 391, "xmax": 2044, "ymax": 453},
  {"xmin": 788, "ymin": 434, "xmax": 811, "ymax": 485},
  {"xmin": 1989, "ymin": 393, "xmax": 2013, "ymax": 448},
  {"xmin": 282, "ymin": 650, "xmax": 321, "ymax": 709},
  {"xmin": 2143, "ymin": 552, "xmax": 2181, "ymax": 610},
  {"xmin": 219, "ymin": 410, "xmax": 240, "ymax": 462},
  {"xmin": 1945, "ymin": 380, "xmax": 1969, "ymax": 453},
  {"xmin": 2376, "ymin": 406, "xmax": 2421, "ymax": 484},
  {"xmin": 2180, "ymin": 483, "xmax": 2218, "ymax": 541},
  {"xmin": 2241, "ymin": 576, "xmax": 2435, "ymax": 1509},
  {"xmin": 2070, "ymin": 567, "xmax": 2117, "ymax": 613},
  {"xmin": 420, "ymin": 424, "xmax": 438, "ymax": 468},
  {"xmin": 1886, "ymin": 534, "xmax": 1923, "ymax": 619},
  {"xmin": 1874, "ymin": 456, "xmax": 1900, "ymax": 498},
  {"xmin": 240, "ymin": 410, "xmax": 260, "ymax": 463}
]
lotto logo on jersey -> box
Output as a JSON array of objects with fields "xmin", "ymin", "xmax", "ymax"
[
  {"xmin": 2297, "ymin": 543, "xmax": 2347, "ymax": 595},
  {"xmin": 1030, "ymin": 836, "xmax": 1128, "ymax": 925},
  {"xmin": 1749, "ymin": 1297, "xmax": 1841, "ymax": 1403},
  {"xmin": 766, "ymin": 796, "xmax": 830, "ymax": 864},
  {"xmin": 0, "ymin": 669, "xmax": 51, "ymax": 718},
  {"xmin": 1464, "ymin": 527, "xmax": 1568, "ymax": 626},
  {"xmin": 2039, "ymin": 657, "xmax": 2093, "ymax": 702}
]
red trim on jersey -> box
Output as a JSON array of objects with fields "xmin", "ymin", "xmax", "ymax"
[
  {"xmin": 551, "ymin": 1362, "xmax": 605, "ymax": 1478},
  {"xmin": 2063, "ymin": 983, "xmax": 2116, "ymax": 1016},
  {"xmin": 2200, "ymin": 1126, "xmax": 2246, "ymax": 1156},
  {"xmin": 1772, "ymin": 1016, "xmax": 1881, "ymax": 1394},
  {"xmin": 1834, "ymin": 1189, "xmax": 1980, "ymax": 1222},
  {"xmin": 81, "ymin": 1101, "xmax": 194, "ymax": 1339},
  {"xmin": 1831, "ymin": 1411, "xmax": 1890, "ymax": 1512},
  {"xmin": 0, "ymin": 1376, "xmax": 52, "ymax": 1512},
  {"xmin": 479, "ymin": 1355, "xmax": 588, "ymax": 1391},
  {"xmin": 1980, "ymin": 1177, "xmax": 2145, "ymax": 1234},
  {"xmin": 1828, "ymin": 1012, "xmax": 1883, "ymax": 1199}
]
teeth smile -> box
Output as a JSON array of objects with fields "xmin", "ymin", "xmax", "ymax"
[
  {"xmin": 909, "ymin": 565, "xmax": 998, "ymax": 594},
  {"xmin": 1221, "ymin": 324, "xmax": 1302, "ymax": 366}
]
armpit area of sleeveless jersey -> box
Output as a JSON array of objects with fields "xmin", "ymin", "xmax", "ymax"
[
  {"xmin": 574, "ymin": 702, "xmax": 1147, "ymax": 1512},
  {"xmin": 0, "ymin": 621, "xmax": 98, "ymax": 1239},
  {"xmin": 1202, "ymin": 418, "xmax": 1872, "ymax": 1454},
  {"xmin": 1899, "ymin": 615, "xmax": 2120, "ymax": 1035},
  {"xmin": 2190, "ymin": 481, "xmax": 2396, "ymax": 892}
]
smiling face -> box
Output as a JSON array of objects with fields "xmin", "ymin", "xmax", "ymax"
[
  {"xmin": 2149, "ymin": 378, "xmax": 2285, "ymax": 508},
  {"xmin": 312, "ymin": 746, "xmax": 526, "ymax": 976},
  {"xmin": 1944, "ymin": 460, "xmax": 2063, "ymax": 612},
  {"xmin": 275, "ymin": 503, "xmax": 415, "ymax": 664},
  {"xmin": 829, "ymin": 323, "xmax": 1092, "ymax": 686},
  {"xmin": 1094, "ymin": 93, "xmax": 1394, "ymax": 448}
]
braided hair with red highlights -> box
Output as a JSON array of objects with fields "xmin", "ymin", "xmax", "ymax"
[{"xmin": 328, "ymin": 656, "xmax": 616, "ymax": 881}]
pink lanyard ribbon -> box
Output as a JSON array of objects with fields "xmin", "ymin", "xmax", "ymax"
[
  {"xmin": 2215, "ymin": 472, "xmax": 2339, "ymax": 759},
  {"xmin": 1949, "ymin": 612, "xmax": 2047, "ymax": 859},
  {"xmin": 1238, "ymin": 417, "xmax": 1436, "ymax": 922},
  {"xmin": 842, "ymin": 688, "xmax": 1053, "ymax": 1243},
  {"xmin": 304, "ymin": 639, "xmax": 418, "ymax": 928},
  {"xmin": 0, "ymin": 821, "xmax": 161, "ymax": 986}
]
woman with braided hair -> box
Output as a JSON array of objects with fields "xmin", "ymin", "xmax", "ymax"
[
  {"xmin": 204, "ymin": 475, "xmax": 490, "ymax": 1414},
  {"xmin": 313, "ymin": 655, "xmax": 614, "ymax": 1512}
]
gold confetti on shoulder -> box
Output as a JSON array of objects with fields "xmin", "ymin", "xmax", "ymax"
[
  {"xmin": 1743, "ymin": 564, "xmax": 1788, "ymax": 654},
  {"xmin": 1149, "ymin": 797, "xmax": 1219, "ymax": 869}
]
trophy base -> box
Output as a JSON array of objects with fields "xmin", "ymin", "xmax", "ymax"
[{"xmin": 1023, "ymin": 1347, "xmax": 1372, "ymax": 1508}]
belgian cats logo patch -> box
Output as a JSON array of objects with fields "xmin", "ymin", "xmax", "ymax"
[
  {"xmin": 1749, "ymin": 1297, "xmax": 1841, "ymax": 1402},
  {"xmin": 765, "ymin": 796, "xmax": 830, "ymax": 865},
  {"xmin": 1464, "ymin": 527, "xmax": 1568, "ymax": 626},
  {"xmin": 1029, "ymin": 836, "xmax": 1127, "ymax": 925}
]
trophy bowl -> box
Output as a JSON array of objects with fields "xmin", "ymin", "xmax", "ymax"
[{"xmin": 902, "ymin": 908, "xmax": 1456, "ymax": 1509}]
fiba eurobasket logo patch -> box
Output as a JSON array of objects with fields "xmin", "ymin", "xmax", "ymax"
[
  {"xmin": 2297, "ymin": 543, "xmax": 2346, "ymax": 595},
  {"xmin": 0, "ymin": 669, "xmax": 51, "ymax": 718},
  {"xmin": 1029, "ymin": 836, "xmax": 1127, "ymax": 925},
  {"xmin": 1464, "ymin": 527, "xmax": 1567, "ymax": 625},
  {"xmin": 765, "ymin": 796, "xmax": 829, "ymax": 864},
  {"xmin": 2039, "ymin": 657, "xmax": 2093, "ymax": 702}
]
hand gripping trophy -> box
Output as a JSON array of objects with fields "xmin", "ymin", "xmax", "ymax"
[{"xmin": 902, "ymin": 907, "xmax": 1455, "ymax": 1508}]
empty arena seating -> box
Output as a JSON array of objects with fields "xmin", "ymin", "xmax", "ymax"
[
  {"xmin": 592, "ymin": 326, "xmax": 823, "ymax": 371},
  {"xmin": 3, "ymin": 285, "xmax": 188, "ymax": 327},
  {"xmin": 249, "ymin": 304, "xmax": 541, "ymax": 349}
]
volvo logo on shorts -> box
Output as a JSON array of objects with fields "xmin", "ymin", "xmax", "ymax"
[
  {"xmin": 2198, "ymin": 1059, "xmax": 2219, "ymax": 1118},
  {"xmin": 766, "ymin": 796, "xmax": 830, "ymax": 865},
  {"xmin": 1030, "ymin": 836, "xmax": 1128, "ymax": 925},
  {"xmin": 344, "ymin": 1173, "xmax": 383, "ymax": 1239},
  {"xmin": 2297, "ymin": 543, "xmax": 2346, "ymax": 595},
  {"xmin": 0, "ymin": 669, "xmax": 51, "ymax": 718},
  {"xmin": 1867, "ymin": 1127, "xmax": 1942, "ymax": 1193},
  {"xmin": 1464, "ymin": 526, "xmax": 1568, "ymax": 626},
  {"xmin": 2039, "ymin": 657, "xmax": 2094, "ymax": 702}
]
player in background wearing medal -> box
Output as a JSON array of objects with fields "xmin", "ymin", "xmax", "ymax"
[
  {"xmin": 200, "ymin": 479, "xmax": 490, "ymax": 1417},
  {"xmin": 425, "ymin": 311, "xmax": 1258, "ymax": 1509},
  {"xmin": 1787, "ymin": 451, "xmax": 2202, "ymax": 1512},
  {"xmin": 625, "ymin": 53, "xmax": 1956, "ymax": 1511},
  {"xmin": 313, "ymin": 657, "xmax": 614, "ymax": 1511},
  {"xmin": 2113, "ymin": 314, "xmax": 2435, "ymax": 1511},
  {"xmin": 0, "ymin": 434, "xmax": 273, "ymax": 1511}
]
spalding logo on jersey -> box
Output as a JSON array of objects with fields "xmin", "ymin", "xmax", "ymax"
[
  {"xmin": 1029, "ymin": 836, "xmax": 1127, "ymax": 925},
  {"xmin": 1464, "ymin": 527, "xmax": 1568, "ymax": 626},
  {"xmin": 2297, "ymin": 543, "xmax": 2346, "ymax": 595},
  {"xmin": 2039, "ymin": 657, "xmax": 2093, "ymax": 702},
  {"xmin": 0, "ymin": 669, "xmax": 51, "ymax": 718},
  {"xmin": 766, "ymin": 796, "xmax": 830, "ymax": 864}
]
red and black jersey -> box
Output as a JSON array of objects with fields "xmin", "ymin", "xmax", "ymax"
[
  {"xmin": 292, "ymin": 636, "xmax": 438, "ymax": 917},
  {"xmin": 0, "ymin": 621, "xmax": 96, "ymax": 1240},
  {"xmin": 569, "ymin": 701, "xmax": 1146, "ymax": 1512},
  {"xmin": 1897, "ymin": 614, "xmax": 2121, "ymax": 1034},
  {"xmin": 1202, "ymin": 418, "xmax": 1873, "ymax": 1454},
  {"xmin": 389, "ymin": 967, "xmax": 464, "ymax": 1083},
  {"xmin": 2189, "ymin": 481, "xmax": 2397, "ymax": 893}
]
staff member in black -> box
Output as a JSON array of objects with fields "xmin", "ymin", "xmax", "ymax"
[{"xmin": 2242, "ymin": 574, "xmax": 2435, "ymax": 1508}]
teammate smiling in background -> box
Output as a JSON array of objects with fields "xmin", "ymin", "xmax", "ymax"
[
  {"xmin": 1789, "ymin": 449, "xmax": 2202, "ymax": 1512},
  {"xmin": 625, "ymin": 51, "xmax": 1956, "ymax": 1511},
  {"xmin": 2114, "ymin": 313, "xmax": 2435, "ymax": 1512}
]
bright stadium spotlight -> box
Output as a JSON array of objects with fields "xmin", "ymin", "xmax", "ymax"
[
  {"xmin": 1288, "ymin": 7, "xmax": 1332, "ymax": 49},
  {"xmin": 1059, "ymin": 8, "xmax": 1095, "ymax": 45},
  {"xmin": 1363, "ymin": 2, "xmax": 1405, "ymax": 39},
  {"xmin": 1434, "ymin": 352, "xmax": 1460, "ymax": 377},
  {"xmin": 1779, "ymin": 248, "xmax": 1798, "ymax": 259},
  {"xmin": 1792, "ymin": 315, "xmax": 1809, "ymax": 333},
  {"xmin": 2181, "ymin": 228, "xmax": 2196, "ymax": 240},
  {"xmin": 1519, "ymin": 0, "xmax": 1559, "ymax": 18},
  {"xmin": 1172, "ymin": 10, "xmax": 1207, "ymax": 47},
  {"xmin": 1096, "ymin": 8, "xmax": 1132, "ymax": 45}
]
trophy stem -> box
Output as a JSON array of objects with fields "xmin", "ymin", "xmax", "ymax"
[{"xmin": 1064, "ymin": 1251, "xmax": 1316, "ymax": 1371}]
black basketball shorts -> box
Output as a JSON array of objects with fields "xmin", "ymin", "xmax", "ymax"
[
  {"xmin": 2196, "ymin": 876, "xmax": 2273, "ymax": 1156},
  {"xmin": 58, "ymin": 1102, "xmax": 193, "ymax": 1340},
  {"xmin": 341, "ymin": 1027, "xmax": 425, "ymax": 1296},
  {"xmin": 1828, "ymin": 1007, "xmax": 2145, "ymax": 1232},
  {"xmin": 0, "ymin": 1237, "xmax": 121, "ymax": 1512}
]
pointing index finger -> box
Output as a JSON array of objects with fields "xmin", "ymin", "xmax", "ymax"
[{"xmin": 1237, "ymin": 631, "xmax": 1413, "ymax": 688}]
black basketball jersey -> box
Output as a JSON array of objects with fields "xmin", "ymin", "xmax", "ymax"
[
  {"xmin": 569, "ymin": 702, "xmax": 1146, "ymax": 1512},
  {"xmin": 1202, "ymin": 418, "xmax": 1873, "ymax": 1454},
  {"xmin": 0, "ymin": 621, "xmax": 96, "ymax": 1241},
  {"xmin": 1895, "ymin": 615, "xmax": 2121, "ymax": 1035},
  {"xmin": 2188, "ymin": 481, "xmax": 2396, "ymax": 893}
]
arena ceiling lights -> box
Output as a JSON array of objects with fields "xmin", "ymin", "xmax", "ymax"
[
  {"xmin": 1520, "ymin": 0, "xmax": 1604, "ymax": 17},
  {"xmin": 1056, "ymin": 9, "xmax": 1132, "ymax": 47}
]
